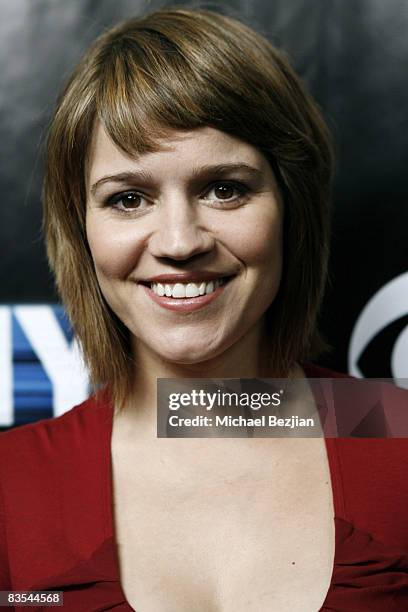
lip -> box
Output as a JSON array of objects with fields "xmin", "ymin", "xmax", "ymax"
[
  {"xmin": 140, "ymin": 278, "xmax": 232, "ymax": 313},
  {"xmin": 141, "ymin": 271, "xmax": 230, "ymax": 283}
]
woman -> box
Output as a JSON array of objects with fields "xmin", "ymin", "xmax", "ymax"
[{"xmin": 1, "ymin": 7, "xmax": 407, "ymax": 612}]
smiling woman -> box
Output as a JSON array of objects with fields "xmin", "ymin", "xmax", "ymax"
[
  {"xmin": 86, "ymin": 126, "xmax": 284, "ymax": 367},
  {"xmin": 1, "ymin": 6, "xmax": 408, "ymax": 612},
  {"xmin": 43, "ymin": 7, "xmax": 333, "ymax": 411}
]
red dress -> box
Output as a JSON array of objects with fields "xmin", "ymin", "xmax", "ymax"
[{"xmin": 1, "ymin": 364, "xmax": 408, "ymax": 611}]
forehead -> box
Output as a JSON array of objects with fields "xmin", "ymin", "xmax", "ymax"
[{"xmin": 86, "ymin": 123, "xmax": 270, "ymax": 185}]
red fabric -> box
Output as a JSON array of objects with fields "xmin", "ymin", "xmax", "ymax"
[{"xmin": 0, "ymin": 364, "xmax": 408, "ymax": 611}]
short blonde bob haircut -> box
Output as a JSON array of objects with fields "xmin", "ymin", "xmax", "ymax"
[{"xmin": 43, "ymin": 7, "xmax": 334, "ymax": 409}]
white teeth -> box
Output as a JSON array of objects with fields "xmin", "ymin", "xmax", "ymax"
[
  {"xmin": 150, "ymin": 278, "xmax": 225, "ymax": 298},
  {"xmin": 205, "ymin": 281, "xmax": 214, "ymax": 294},
  {"xmin": 172, "ymin": 283, "xmax": 186, "ymax": 298},
  {"xmin": 186, "ymin": 283, "xmax": 200, "ymax": 298}
]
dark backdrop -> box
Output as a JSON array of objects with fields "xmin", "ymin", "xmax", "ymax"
[{"xmin": 1, "ymin": 0, "xmax": 407, "ymax": 427}]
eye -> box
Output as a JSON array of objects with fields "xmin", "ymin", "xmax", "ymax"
[
  {"xmin": 201, "ymin": 181, "xmax": 249, "ymax": 206},
  {"xmin": 106, "ymin": 191, "xmax": 149, "ymax": 212}
]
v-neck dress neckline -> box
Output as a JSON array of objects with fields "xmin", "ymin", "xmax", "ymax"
[{"xmin": 102, "ymin": 365, "xmax": 349, "ymax": 611}]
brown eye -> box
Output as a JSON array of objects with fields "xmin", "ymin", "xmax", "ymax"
[
  {"xmin": 214, "ymin": 184, "xmax": 235, "ymax": 200},
  {"xmin": 121, "ymin": 193, "xmax": 142, "ymax": 208},
  {"xmin": 203, "ymin": 181, "xmax": 249, "ymax": 205},
  {"xmin": 107, "ymin": 190, "xmax": 148, "ymax": 212}
]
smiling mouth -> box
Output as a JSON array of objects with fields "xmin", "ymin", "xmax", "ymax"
[{"xmin": 139, "ymin": 276, "xmax": 234, "ymax": 299}]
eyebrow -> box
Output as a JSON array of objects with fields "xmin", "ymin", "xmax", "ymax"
[{"xmin": 89, "ymin": 163, "xmax": 264, "ymax": 197}]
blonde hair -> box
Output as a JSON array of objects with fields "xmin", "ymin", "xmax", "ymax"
[{"xmin": 43, "ymin": 7, "xmax": 334, "ymax": 408}]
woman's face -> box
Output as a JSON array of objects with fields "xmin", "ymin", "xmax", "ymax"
[{"xmin": 86, "ymin": 125, "xmax": 283, "ymax": 365}]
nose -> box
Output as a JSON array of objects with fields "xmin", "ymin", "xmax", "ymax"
[{"xmin": 148, "ymin": 196, "xmax": 215, "ymax": 261}]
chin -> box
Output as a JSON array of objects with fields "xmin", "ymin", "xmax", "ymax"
[
  {"xmin": 157, "ymin": 345, "xmax": 218, "ymax": 366},
  {"xmin": 141, "ymin": 333, "xmax": 226, "ymax": 367}
]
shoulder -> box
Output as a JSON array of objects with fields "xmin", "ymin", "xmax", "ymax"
[
  {"xmin": 0, "ymin": 388, "xmax": 112, "ymax": 482},
  {"xmin": 304, "ymin": 364, "xmax": 408, "ymax": 542},
  {"xmin": 0, "ymin": 389, "xmax": 113, "ymax": 589},
  {"xmin": 305, "ymin": 361, "xmax": 408, "ymax": 436}
]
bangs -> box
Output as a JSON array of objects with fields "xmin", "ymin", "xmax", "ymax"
[{"xmin": 94, "ymin": 17, "xmax": 271, "ymax": 158}]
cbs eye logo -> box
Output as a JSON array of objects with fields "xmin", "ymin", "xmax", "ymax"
[{"xmin": 349, "ymin": 272, "xmax": 408, "ymax": 386}]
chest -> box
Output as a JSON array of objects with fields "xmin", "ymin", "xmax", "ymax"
[{"xmin": 111, "ymin": 439, "xmax": 335, "ymax": 612}]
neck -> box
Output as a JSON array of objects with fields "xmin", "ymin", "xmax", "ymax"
[{"xmin": 116, "ymin": 321, "xmax": 302, "ymax": 437}]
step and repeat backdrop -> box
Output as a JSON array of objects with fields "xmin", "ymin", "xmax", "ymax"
[{"xmin": 1, "ymin": 0, "xmax": 407, "ymax": 428}]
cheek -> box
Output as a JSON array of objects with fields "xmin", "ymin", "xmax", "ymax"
[
  {"xmin": 225, "ymin": 206, "xmax": 282, "ymax": 268},
  {"xmin": 86, "ymin": 215, "xmax": 145, "ymax": 279}
]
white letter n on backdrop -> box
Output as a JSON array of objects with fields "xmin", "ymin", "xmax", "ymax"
[{"xmin": 14, "ymin": 306, "xmax": 90, "ymax": 417}]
